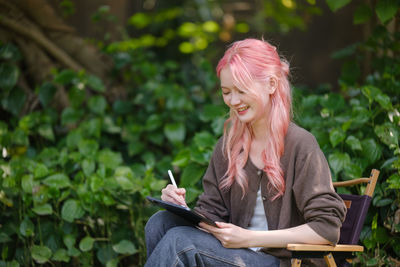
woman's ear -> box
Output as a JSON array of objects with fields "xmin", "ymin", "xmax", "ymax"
[{"xmin": 267, "ymin": 77, "xmax": 278, "ymax": 94}]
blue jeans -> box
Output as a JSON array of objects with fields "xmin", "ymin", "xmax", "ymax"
[{"xmin": 145, "ymin": 211, "xmax": 279, "ymax": 267}]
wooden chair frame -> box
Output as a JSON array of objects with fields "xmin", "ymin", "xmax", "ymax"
[{"xmin": 287, "ymin": 169, "xmax": 380, "ymax": 267}]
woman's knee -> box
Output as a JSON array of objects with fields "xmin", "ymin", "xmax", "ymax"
[
  {"xmin": 160, "ymin": 226, "xmax": 197, "ymax": 249},
  {"xmin": 145, "ymin": 210, "xmax": 169, "ymax": 235}
]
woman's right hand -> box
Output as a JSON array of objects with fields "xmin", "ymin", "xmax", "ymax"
[{"xmin": 161, "ymin": 184, "xmax": 187, "ymax": 207}]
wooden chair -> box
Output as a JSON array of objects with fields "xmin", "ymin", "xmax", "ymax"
[{"xmin": 287, "ymin": 169, "xmax": 380, "ymax": 267}]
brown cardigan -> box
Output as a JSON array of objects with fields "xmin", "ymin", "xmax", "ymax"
[{"xmin": 194, "ymin": 123, "xmax": 347, "ymax": 267}]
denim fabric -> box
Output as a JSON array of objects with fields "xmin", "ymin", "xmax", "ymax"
[{"xmin": 145, "ymin": 211, "xmax": 279, "ymax": 267}]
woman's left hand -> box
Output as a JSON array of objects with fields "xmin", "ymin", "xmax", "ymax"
[{"xmin": 199, "ymin": 221, "xmax": 252, "ymax": 248}]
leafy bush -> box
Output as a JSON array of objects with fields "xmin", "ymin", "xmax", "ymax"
[
  {"xmin": 0, "ymin": 43, "xmax": 224, "ymax": 266},
  {"xmin": 293, "ymin": 21, "xmax": 400, "ymax": 265}
]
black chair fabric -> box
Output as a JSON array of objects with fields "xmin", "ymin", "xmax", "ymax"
[{"xmin": 338, "ymin": 194, "xmax": 372, "ymax": 245}]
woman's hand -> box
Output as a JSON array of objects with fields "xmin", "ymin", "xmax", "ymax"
[
  {"xmin": 161, "ymin": 184, "xmax": 187, "ymax": 207},
  {"xmin": 199, "ymin": 222, "xmax": 252, "ymax": 248}
]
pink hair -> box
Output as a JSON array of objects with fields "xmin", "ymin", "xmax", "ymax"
[{"xmin": 216, "ymin": 38, "xmax": 292, "ymax": 200}]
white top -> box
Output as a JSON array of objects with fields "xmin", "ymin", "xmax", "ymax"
[{"xmin": 247, "ymin": 186, "xmax": 268, "ymax": 251}]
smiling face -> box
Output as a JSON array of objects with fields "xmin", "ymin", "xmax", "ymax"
[{"xmin": 220, "ymin": 66, "xmax": 269, "ymax": 127}]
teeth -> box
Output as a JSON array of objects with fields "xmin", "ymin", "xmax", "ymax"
[{"xmin": 238, "ymin": 106, "xmax": 248, "ymax": 112}]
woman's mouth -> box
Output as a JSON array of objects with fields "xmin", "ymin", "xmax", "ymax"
[{"xmin": 237, "ymin": 106, "xmax": 249, "ymax": 115}]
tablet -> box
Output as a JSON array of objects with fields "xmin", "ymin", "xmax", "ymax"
[{"xmin": 146, "ymin": 196, "xmax": 217, "ymax": 227}]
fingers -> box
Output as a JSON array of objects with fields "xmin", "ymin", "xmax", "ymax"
[
  {"xmin": 196, "ymin": 225, "xmax": 210, "ymax": 233},
  {"xmin": 199, "ymin": 222, "xmax": 222, "ymax": 234},
  {"xmin": 199, "ymin": 222, "xmax": 214, "ymax": 231},
  {"xmin": 215, "ymin": 221, "xmax": 229, "ymax": 228},
  {"xmin": 199, "ymin": 222, "xmax": 230, "ymax": 247},
  {"xmin": 161, "ymin": 184, "xmax": 187, "ymax": 206},
  {"xmin": 199, "ymin": 222, "xmax": 245, "ymax": 249}
]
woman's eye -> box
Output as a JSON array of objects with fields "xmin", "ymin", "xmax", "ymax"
[{"xmin": 222, "ymin": 91, "xmax": 230, "ymax": 95}]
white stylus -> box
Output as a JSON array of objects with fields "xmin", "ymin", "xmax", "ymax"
[{"xmin": 168, "ymin": 169, "xmax": 178, "ymax": 188}]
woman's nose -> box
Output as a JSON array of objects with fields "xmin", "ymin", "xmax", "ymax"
[{"xmin": 230, "ymin": 91, "xmax": 241, "ymax": 105}]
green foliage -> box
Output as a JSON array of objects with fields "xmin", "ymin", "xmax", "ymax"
[
  {"xmin": 294, "ymin": 5, "xmax": 400, "ymax": 263},
  {"xmin": 326, "ymin": 0, "xmax": 352, "ymax": 12},
  {"xmin": 107, "ymin": 0, "xmax": 322, "ymax": 58},
  {"xmin": 326, "ymin": 0, "xmax": 400, "ymax": 25},
  {"xmin": 0, "ymin": 37, "xmax": 224, "ymax": 265},
  {"xmin": 108, "ymin": 6, "xmax": 222, "ymax": 55},
  {"xmin": 261, "ymin": 0, "xmax": 321, "ymax": 33}
]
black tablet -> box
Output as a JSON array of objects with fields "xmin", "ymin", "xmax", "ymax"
[{"xmin": 146, "ymin": 196, "xmax": 217, "ymax": 227}]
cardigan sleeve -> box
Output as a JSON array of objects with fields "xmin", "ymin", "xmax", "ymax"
[
  {"xmin": 292, "ymin": 146, "xmax": 347, "ymax": 244},
  {"xmin": 194, "ymin": 139, "xmax": 230, "ymax": 223}
]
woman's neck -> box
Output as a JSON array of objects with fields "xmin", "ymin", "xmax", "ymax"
[
  {"xmin": 249, "ymin": 121, "xmax": 269, "ymax": 170},
  {"xmin": 251, "ymin": 118, "xmax": 269, "ymax": 143}
]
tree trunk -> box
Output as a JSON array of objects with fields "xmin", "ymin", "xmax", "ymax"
[{"xmin": 0, "ymin": 0, "xmax": 114, "ymax": 113}]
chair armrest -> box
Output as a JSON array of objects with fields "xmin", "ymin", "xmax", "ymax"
[
  {"xmin": 333, "ymin": 169, "xmax": 379, "ymax": 197},
  {"xmin": 287, "ymin": 244, "xmax": 364, "ymax": 252},
  {"xmin": 333, "ymin": 178, "xmax": 371, "ymax": 187}
]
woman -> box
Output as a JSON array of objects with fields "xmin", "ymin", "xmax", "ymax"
[{"xmin": 145, "ymin": 38, "xmax": 346, "ymax": 267}]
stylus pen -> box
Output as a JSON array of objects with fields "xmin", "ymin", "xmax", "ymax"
[
  {"xmin": 168, "ymin": 169, "xmax": 178, "ymax": 188},
  {"xmin": 168, "ymin": 170, "xmax": 186, "ymax": 206}
]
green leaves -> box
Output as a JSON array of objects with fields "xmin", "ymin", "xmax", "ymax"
[
  {"xmin": 328, "ymin": 152, "xmax": 350, "ymax": 175},
  {"xmin": 19, "ymin": 217, "xmax": 34, "ymax": 237},
  {"xmin": 361, "ymin": 85, "xmax": 392, "ymax": 110},
  {"xmin": 387, "ymin": 173, "xmax": 400, "ymax": 189},
  {"xmin": 329, "ymin": 128, "xmax": 346, "ymax": 148},
  {"xmin": 86, "ymin": 74, "xmax": 105, "ymax": 92},
  {"xmin": 63, "ymin": 234, "xmax": 76, "ymax": 249},
  {"xmin": 0, "ymin": 43, "xmax": 21, "ymax": 61},
  {"xmin": 375, "ymin": 123, "xmax": 398, "ymax": 147},
  {"xmin": 193, "ymin": 131, "xmax": 216, "ymax": 150},
  {"xmin": 31, "ymin": 245, "xmax": 52, "ymax": 264},
  {"xmin": 376, "ymin": 0, "xmax": 399, "ymax": 23},
  {"xmin": 54, "ymin": 70, "xmax": 77, "ymax": 85},
  {"xmin": 52, "ymin": 249, "xmax": 70, "ymax": 262},
  {"xmin": 88, "ymin": 95, "xmax": 107, "ymax": 114},
  {"xmin": 164, "ymin": 122, "xmax": 186, "ymax": 144},
  {"xmin": 0, "ymin": 63, "xmax": 19, "ymax": 90},
  {"xmin": 21, "ymin": 174, "xmax": 35, "ymax": 193},
  {"xmin": 43, "ymin": 173, "xmax": 71, "ymax": 189},
  {"xmin": 37, "ymin": 124, "xmax": 55, "ymax": 141},
  {"xmin": 320, "ymin": 93, "xmax": 345, "ymax": 113},
  {"xmin": 79, "ymin": 139, "xmax": 99, "ymax": 158},
  {"xmin": 79, "ymin": 236, "xmax": 95, "ymax": 252},
  {"xmin": 327, "ymin": 0, "xmax": 399, "ymax": 24},
  {"xmin": 345, "ymin": 136, "xmax": 362, "ymax": 151},
  {"xmin": 354, "ymin": 4, "xmax": 372, "ymax": 24},
  {"xmin": 326, "ymin": 0, "xmax": 351, "ymax": 12},
  {"xmin": 180, "ymin": 162, "xmax": 205, "ymax": 188},
  {"xmin": 82, "ymin": 159, "xmax": 96, "ymax": 177},
  {"xmin": 145, "ymin": 114, "xmax": 162, "ymax": 131},
  {"xmin": 32, "ymin": 204, "xmax": 53, "ymax": 215},
  {"xmin": 296, "ymin": 51, "xmax": 399, "ymax": 262},
  {"xmin": 97, "ymin": 150, "xmax": 123, "ymax": 170},
  {"xmin": 172, "ymin": 149, "xmax": 190, "ymax": 167},
  {"xmin": 61, "ymin": 107, "xmax": 84, "ymax": 125},
  {"xmin": 61, "ymin": 199, "xmax": 84, "ymax": 222},
  {"xmin": 38, "ymin": 82, "xmax": 57, "ymax": 107},
  {"xmin": 361, "ymin": 138, "xmax": 382, "ymax": 164},
  {"xmin": 113, "ymin": 167, "xmax": 137, "ymax": 191},
  {"xmin": 53, "ymin": 70, "xmax": 105, "ymax": 92},
  {"xmin": 199, "ymin": 104, "xmax": 226, "ymax": 122},
  {"xmin": 2, "ymin": 87, "xmax": 26, "ymax": 116},
  {"xmin": 0, "ymin": 233, "xmax": 12, "ymax": 243},
  {"xmin": 115, "ymin": 175, "xmax": 135, "ymax": 191},
  {"xmin": 112, "ymin": 240, "xmax": 137, "ymax": 255}
]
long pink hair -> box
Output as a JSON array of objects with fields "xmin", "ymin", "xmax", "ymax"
[{"xmin": 216, "ymin": 38, "xmax": 292, "ymax": 200}]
